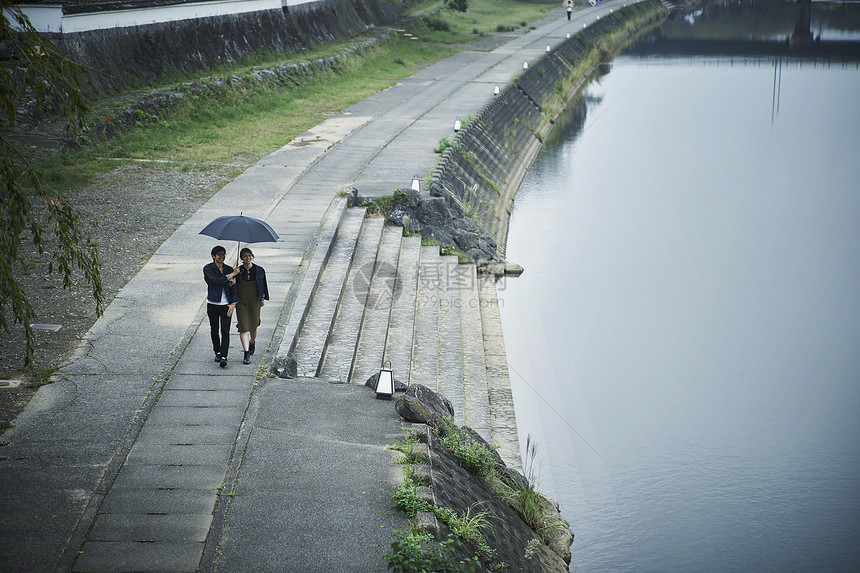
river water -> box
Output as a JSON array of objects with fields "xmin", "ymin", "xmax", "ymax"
[{"xmin": 498, "ymin": 2, "xmax": 860, "ymax": 571}]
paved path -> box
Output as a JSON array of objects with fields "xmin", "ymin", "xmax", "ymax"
[{"xmin": 0, "ymin": 3, "xmax": 627, "ymax": 571}]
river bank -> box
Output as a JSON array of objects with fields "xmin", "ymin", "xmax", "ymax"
[{"xmin": 429, "ymin": 0, "xmax": 669, "ymax": 259}]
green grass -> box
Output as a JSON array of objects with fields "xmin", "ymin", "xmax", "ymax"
[
  {"xmin": 36, "ymin": 37, "xmax": 456, "ymax": 193},
  {"xmin": 29, "ymin": 366, "xmax": 59, "ymax": 388},
  {"xmin": 492, "ymin": 435, "xmax": 566, "ymax": 544},
  {"xmin": 407, "ymin": 0, "xmax": 554, "ymax": 44},
  {"xmin": 30, "ymin": 0, "xmax": 556, "ymax": 194},
  {"xmin": 386, "ymin": 530, "xmax": 482, "ymax": 573},
  {"xmin": 440, "ymin": 245, "xmax": 469, "ymax": 264}
]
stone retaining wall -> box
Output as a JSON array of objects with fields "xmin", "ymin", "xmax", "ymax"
[
  {"xmin": 407, "ymin": 422, "xmax": 572, "ymax": 572},
  {"xmin": 49, "ymin": 0, "xmax": 414, "ymax": 94},
  {"xmin": 430, "ymin": 0, "xmax": 665, "ymax": 259}
]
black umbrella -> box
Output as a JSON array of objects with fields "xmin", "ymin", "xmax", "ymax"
[{"xmin": 200, "ymin": 214, "xmax": 279, "ymax": 262}]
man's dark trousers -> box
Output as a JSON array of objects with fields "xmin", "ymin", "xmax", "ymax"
[{"xmin": 208, "ymin": 303, "xmax": 232, "ymax": 357}]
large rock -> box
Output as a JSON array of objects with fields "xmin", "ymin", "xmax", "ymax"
[
  {"xmin": 452, "ymin": 228, "xmax": 479, "ymax": 251},
  {"xmin": 394, "ymin": 384, "xmax": 455, "ymax": 428},
  {"xmin": 354, "ymin": 186, "xmax": 499, "ymax": 263},
  {"xmin": 429, "ymin": 184, "xmax": 465, "ymax": 218},
  {"xmin": 272, "ymin": 355, "xmax": 297, "ymax": 378},
  {"xmin": 416, "ymin": 196, "xmax": 452, "ymax": 228},
  {"xmin": 539, "ymin": 495, "xmax": 574, "ymax": 565}
]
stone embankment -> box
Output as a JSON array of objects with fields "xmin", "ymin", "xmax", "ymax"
[
  {"xmin": 356, "ymin": 1, "xmax": 666, "ymax": 270},
  {"xmin": 394, "ymin": 385, "xmax": 574, "ymax": 571},
  {"xmin": 49, "ymin": 0, "xmax": 416, "ymax": 95},
  {"xmin": 426, "ymin": 0, "xmax": 665, "ymax": 261}
]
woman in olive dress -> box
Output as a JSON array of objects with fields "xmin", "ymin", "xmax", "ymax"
[{"xmin": 235, "ymin": 247, "xmax": 270, "ymax": 364}]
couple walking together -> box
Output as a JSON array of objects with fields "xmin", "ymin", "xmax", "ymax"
[{"xmin": 204, "ymin": 245, "xmax": 270, "ymax": 367}]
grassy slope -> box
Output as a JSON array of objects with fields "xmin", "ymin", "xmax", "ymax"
[{"xmin": 40, "ymin": 0, "xmax": 557, "ymax": 192}]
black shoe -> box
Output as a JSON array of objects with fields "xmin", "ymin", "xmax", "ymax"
[
  {"xmin": 215, "ymin": 353, "xmax": 222, "ymax": 362},
  {"xmin": 243, "ymin": 352, "xmax": 251, "ymax": 365},
  {"xmin": 220, "ymin": 357, "xmax": 227, "ymax": 368},
  {"xmin": 249, "ymin": 342, "xmax": 255, "ymax": 356}
]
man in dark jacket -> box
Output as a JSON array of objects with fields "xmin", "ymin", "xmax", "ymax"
[{"xmin": 203, "ymin": 245, "xmax": 239, "ymax": 367}]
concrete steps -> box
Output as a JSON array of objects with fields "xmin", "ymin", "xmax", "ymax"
[
  {"xmin": 291, "ymin": 208, "xmax": 366, "ymax": 377},
  {"xmin": 409, "ymin": 246, "xmax": 441, "ymax": 389},
  {"xmin": 349, "ymin": 225, "xmax": 403, "ymax": 386},
  {"xmin": 436, "ymin": 255, "xmax": 465, "ymax": 426},
  {"xmin": 381, "ymin": 235, "xmax": 421, "ymax": 387},
  {"xmin": 318, "ymin": 217, "xmax": 385, "ymax": 382},
  {"xmin": 478, "ymin": 275, "xmax": 522, "ymax": 472},
  {"xmin": 276, "ymin": 206, "xmax": 521, "ymax": 467},
  {"xmin": 459, "ymin": 263, "xmax": 492, "ymax": 443}
]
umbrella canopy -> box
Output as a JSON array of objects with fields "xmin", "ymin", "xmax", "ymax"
[{"xmin": 199, "ymin": 215, "xmax": 279, "ymax": 244}]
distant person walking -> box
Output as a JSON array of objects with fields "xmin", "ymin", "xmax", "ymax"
[
  {"xmin": 204, "ymin": 245, "xmax": 239, "ymax": 367},
  {"xmin": 566, "ymin": 0, "xmax": 573, "ymax": 20},
  {"xmin": 235, "ymin": 247, "xmax": 270, "ymax": 365}
]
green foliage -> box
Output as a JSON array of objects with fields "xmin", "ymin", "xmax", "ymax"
[
  {"xmin": 390, "ymin": 433, "xmax": 417, "ymax": 454},
  {"xmin": 389, "ymin": 432, "xmax": 422, "ymax": 464},
  {"xmin": 0, "ymin": 3, "xmax": 104, "ymax": 368},
  {"xmin": 438, "ymin": 416, "xmax": 497, "ymax": 478},
  {"xmin": 503, "ymin": 117, "xmax": 519, "ymax": 149},
  {"xmin": 434, "ymin": 136, "xmax": 454, "ymax": 154},
  {"xmin": 444, "ymin": 0, "xmax": 469, "ymax": 13},
  {"xmin": 0, "ymin": 421, "xmax": 13, "ymax": 436},
  {"xmin": 133, "ymin": 108, "xmax": 160, "ymax": 126},
  {"xmin": 362, "ymin": 189, "xmax": 411, "ymax": 218},
  {"xmin": 505, "ymin": 479, "xmax": 546, "ymax": 535},
  {"xmin": 389, "ymin": 426, "xmax": 509, "ymax": 572},
  {"xmin": 386, "ymin": 530, "xmax": 481, "ymax": 573},
  {"xmin": 496, "ymin": 435, "xmax": 563, "ymax": 544},
  {"xmin": 29, "ymin": 366, "xmax": 59, "ymax": 388},
  {"xmin": 432, "ymin": 504, "xmax": 501, "ymax": 568},
  {"xmin": 455, "ymin": 148, "xmax": 499, "ymax": 196},
  {"xmin": 539, "ymin": 3, "xmax": 664, "ymax": 122},
  {"xmin": 393, "ymin": 478, "xmax": 433, "ymax": 518},
  {"xmin": 448, "ymin": 503, "xmax": 494, "ymax": 548},
  {"xmin": 424, "ymin": 15, "xmax": 451, "ymax": 32},
  {"xmin": 440, "ymin": 245, "xmax": 469, "ymax": 265},
  {"xmin": 404, "ymin": 0, "xmax": 549, "ymax": 45},
  {"xmin": 461, "ymin": 184, "xmax": 488, "ymax": 219},
  {"xmin": 523, "ymin": 538, "xmax": 541, "ymax": 560},
  {"xmin": 39, "ymin": 36, "xmax": 455, "ymax": 183}
]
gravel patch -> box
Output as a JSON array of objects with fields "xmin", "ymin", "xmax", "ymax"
[{"xmin": 0, "ymin": 162, "xmax": 238, "ymax": 428}]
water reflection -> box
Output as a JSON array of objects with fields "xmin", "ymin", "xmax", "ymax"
[{"xmin": 628, "ymin": 0, "xmax": 860, "ymax": 60}]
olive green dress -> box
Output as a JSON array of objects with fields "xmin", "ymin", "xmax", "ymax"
[{"xmin": 236, "ymin": 265, "xmax": 261, "ymax": 332}]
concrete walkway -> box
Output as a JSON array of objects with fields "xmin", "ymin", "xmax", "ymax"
[{"xmin": 0, "ymin": 3, "xmax": 628, "ymax": 572}]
